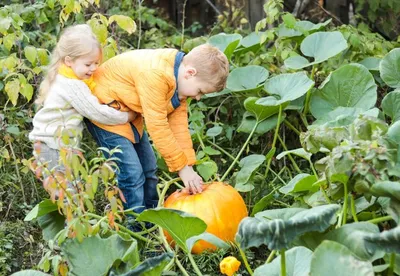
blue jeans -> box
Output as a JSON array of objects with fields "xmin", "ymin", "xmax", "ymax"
[{"xmin": 85, "ymin": 119, "xmax": 159, "ymax": 214}]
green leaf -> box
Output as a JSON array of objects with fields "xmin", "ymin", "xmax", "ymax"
[
  {"xmin": 197, "ymin": 161, "xmax": 218, "ymax": 181},
  {"xmin": 186, "ymin": 233, "xmax": 230, "ymax": 253},
  {"xmin": 24, "ymin": 46, "xmax": 37, "ymax": 64},
  {"xmin": 37, "ymin": 49, "xmax": 49, "ymax": 65},
  {"xmin": 238, "ymin": 112, "xmax": 286, "ymax": 135},
  {"xmin": 109, "ymin": 15, "xmax": 136, "ymax": 34},
  {"xmin": 24, "ymin": 200, "xmax": 58, "ymax": 221},
  {"xmin": 313, "ymin": 107, "xmax": 379, "ymax": 126},
  {"xmin": 258, "ymin": 71, "xmax": 314, "ymax": 106},
  {"xmin": 388, "ymin": 120, "xmax": 400, "ymax": 143},
  {"xmin": 37, "ymin": 211, "xmax": 65, "ymax": 241},
  {"xmin": 277, "ymin": 148, "xmax": 311, "ymax": 162},
  {"xmin": 206, "ymin": 126, "xmax": 222, "ymax": 137},
  {"xmin": 88, "ymin": 19, "xmax": 108, "ymax": 44},
  {"xmin": 20, "ymin": 83, "xmax": 33, "ymax": 101},
  {"xmin": 208, "ymin": 33, "xmax": 242, "ymax": 60},
  {"xmin": 285, "ymin": 31, "xmax": 347, "ymax": 69},
  {"xmin": 10, "ymin": 270, "xmax": 51, "ymax": 276},
  {"xmin": 255, "ymin": 207, "xmax": 306, "ymax": 220},
  {"xmin": 310, "ymin": 241, "xmax": 374, "ymax": 276},
  {"xmin": 310, "ymin": 64, "xmax": 377, "ymax": 119},
  {"xmin": 0, "ymin": 17, "xmax": 12, "ymax": 34},
  {"xmin": 119, "ymin": 252, "xmax": 174, "ymax": 276},
  {"xmin": 380, "ymin": 48, "xmax": 400, "ymax": 88},
  {"xmin": 323, "ymin": 222, "xmax": 384, "ymax": 261},
  {"xmin": 63, "ymin": 234, "xmax": 139, "ymax": 276},
  {"xmin": 5, "ymin": 79, "xmax": 20, "ymax": 106},
  {"xmin": 279, "ymin": 174, "xmax": 318, "ymax": 194},
  {"xmin": 362, "ymin": 226, "xmax": 400, "ymax": 254},
  {"xmin": 137, "ymin": 208, "xmax": 207, "ymax": 252},
  {"xmin": 251, "ymin": 190, "xmax": 275, "ymax": 216},
  {"xmin": 236, "ymin": 204, "xmax": 340, "ymax": 250},
  {"xmin": 203, "ymin": 146, "xmax": 220, "ymax": 155},
  {"xmin": 235, "ymin": 154, "xmax": 266, "ymax": 188},
  {"xmin": 359, "ymin": 57, "xmax": 381, "ymax": 71},
  {"xmin": 227, "ymin": 66, "xmax": 269, "ymax": 93},
  {"xmin": 370, "ymin": 181, "xmax": 400, "ymax": 201},
  {"xmin": 382, "ymin": 90, "xmax": 400, "ymax": 122},
  {"xmin": 234, "ymin": 32, "xmax": 264, "ymax": 55},
  {"xmin": 3, "ymin": 33, "xmax": 16, "ymax": 51},
  {"xmin": 244, "ymin": 97, "xmax": 284, "ymax": 123},
  {"xmin": 254, "ymin": 246, "xmax": 313, "ymax": 276}
]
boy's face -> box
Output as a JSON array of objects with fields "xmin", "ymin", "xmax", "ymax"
[{"xmin": 177, "ymin": 67, "xmax": 216, "ymax": 101}]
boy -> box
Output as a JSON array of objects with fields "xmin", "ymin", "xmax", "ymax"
[{"xmin": 85, "ymin": 44, "xmax": 229, "ymax": 214}]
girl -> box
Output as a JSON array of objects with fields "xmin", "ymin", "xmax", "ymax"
[{"xmin": 29, "ymin": 24, "xmax": 134, "ymax": 195}]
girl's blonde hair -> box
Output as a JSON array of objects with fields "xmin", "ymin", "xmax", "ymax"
[
  {"xmin": 183, "ymin": 44, "xmax": 230, "ymax": 92},
  {"xmin": 36, "ymin": 24, "xmax": 101, "ymax": 105}
]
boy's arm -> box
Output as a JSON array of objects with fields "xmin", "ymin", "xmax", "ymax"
[
  {"xmin": 167, "ymin": 100, "xmax": 196, "ymax": 165},
  {"xmin": 65, "ymin": 80, "xmax": 129, "ymax": 125},
  {"xmin": 135, "ymin": 70, "xmax": 189, "ymax": 172}
]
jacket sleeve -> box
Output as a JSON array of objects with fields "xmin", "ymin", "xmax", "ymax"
[
  {"xmin": 65, "ymin": 80, "xmax": 129, "ymax": 125},
  {"xmin": 167, "ymin": 100, "xmax": 196, "ymax": 166},
  {"xmin": 135, "ymin": 70, "xmax": 190, "ymax": 172}
]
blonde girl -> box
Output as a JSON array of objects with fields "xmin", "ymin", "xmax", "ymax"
[{"xmin": 29, "ymin": 24, "xmax": 134, "ymax": 194}]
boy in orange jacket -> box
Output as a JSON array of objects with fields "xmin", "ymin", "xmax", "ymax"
[{"xmin": 85, "ymin": 44, "xmax": 229, "ymax": 216}]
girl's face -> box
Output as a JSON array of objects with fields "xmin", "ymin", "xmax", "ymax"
[{"xmin": 65, "ymin": 48, "xmax": 101, "ymax": 79}]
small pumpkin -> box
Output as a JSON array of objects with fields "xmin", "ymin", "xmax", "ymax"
[{"xmin": 163, "ymin": 182, "xmax": 248, "ymax": 254}]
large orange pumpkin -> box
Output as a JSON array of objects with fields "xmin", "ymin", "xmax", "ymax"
[{"xmin": 163, "ymin": 182, "xmax": 248, "ymax": 254}]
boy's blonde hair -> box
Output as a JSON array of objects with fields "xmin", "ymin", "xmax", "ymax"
[
  {"xmin": 36, "ymin": 24, "xmax": 101, "ymax": 105},
  {"xmin": 183, "ymin": 44, "xmax": 229, "ymax": 92}
]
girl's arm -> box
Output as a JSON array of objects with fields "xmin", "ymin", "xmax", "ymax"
[{"xmin": 64, "ymin": 79, "xmax": 130, "ymax": 125}]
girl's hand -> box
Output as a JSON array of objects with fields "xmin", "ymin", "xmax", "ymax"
[{"xmin": 178, "ymin": 165, "xmax": 203, "ymax": 194}]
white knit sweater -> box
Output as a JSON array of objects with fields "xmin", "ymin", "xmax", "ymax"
[{"xmin": 29, "ymin": 75, "xmax": 129, "ymax": 149}]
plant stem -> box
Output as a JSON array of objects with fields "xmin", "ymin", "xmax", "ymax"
[
  {"xmin": 8, "ymin": 140, "xmax": 26, "ymax": 203},
  {"xmin": 264, "ymin": 105, "xmax": 282, "ymax": 178},
  {"xmin": 367, "ymin": 215, "xmax": 393, "ymax": 224},
  {"xmin": 342, "ymin": 182, "xmax": 349, "ymax": 226},
  {"xmin": 239, "ymin": 247, "xmax": 254, "ymax": 275},
  {"xmin": 303, "ymin": 65, "xmax": 316, "ymax": 116},
  {"xmin": 266, "ymin": 250, "xmax": 276, "ymax": 263},
  {"xmin": 280, "ymin": 249, "xmax": 286, "ymax": 276},
  {"xmin": 188, "ymin": 252, "xmax": 203, "ymax": 276},
  {"xmin": 350, "ymin": 194, "xmax": 358, "ymax": 222},
  {"xmin": 221, "ymin": 121, "xmax": 259, "ymax": 182},
  {"xmin": 283, "ymin": 119, "xmax": 300, "ymax": 135},
  {"xmin": 298, "ymin": 111, "xmax": 309, "ymax": 128},
  {"xmin": 277, "ymin": 134, "xmax": 301, "ymax": 173},
  {"xmin": 207, "ymin": 140, "xmax": 237, "ymax": 162},
  {"xmin": 388, "ymin": 252, "xmax": 396, "ymax": 276}
]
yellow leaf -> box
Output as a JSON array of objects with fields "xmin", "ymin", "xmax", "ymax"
[{"xmin": 109, "ymin": 15, "xmax": 136, "ymax": 34}]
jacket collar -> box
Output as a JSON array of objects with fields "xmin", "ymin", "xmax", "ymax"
[{"xmin": 171, "ymin": 51, "xmax": 185, "ymax": 109}]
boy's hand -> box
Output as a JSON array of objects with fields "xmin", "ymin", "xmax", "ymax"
[
  {"xmin": 127, "ymin": 111, "xmax": 136, "ymax": 122},
  {"xmin": 178, "ymin": 165, "xmax": 203, "ymax": 194}
]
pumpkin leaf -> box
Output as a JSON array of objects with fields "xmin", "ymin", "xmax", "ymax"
[
  {"xmin": 251, "ymin": 189, "xmax": 276, "ymax": 216},
  {"xmin": 359, "ymin": 57, "xmax": 381, "ymax": 71},
  {"xmin": 234, "ymin": 32, "xmax": 264, "ymax": 55},
  {"xmin": 388, "ymin": 121, "xmax": 400, "ymax": 143},
  {"xmin": 277, "ymin": 148, "xmax": 311, "ymax": 162},
  {"xmin": 310, "ymin": 64, "xmax": 377, "ymax": 119},
  {"xmin": 37, "ymin": 211, "xmax": 65, "ymax": 241},
  {"xmin": 227, "ymin": 66, "xmax": 269, "ymax": 93},
  {"xmin": 186, "ymin": 233, "xmax": 230, "ymax": 253},
  {"xmin": 236, "ymin": 204, "xmax": 339, "ymax": 250},
  {"xmin": 238, "ymin": 112, "xmax": 286, "ymax": 135},
  {"xmin": 254, "ymin": 246, "xmax": 313, "ymax": 276},
  {"xmin": 313, "ymin": 107, "xmax": 379, "ymax": 127},
  {"xmin": 310, "ymin": 241, "xmax": 374, "ymax": 276},
  {"xmin": 197, "ymin": 161, "xmax": 218, "ymax": 181},
  {"xmin": 380, "ymin": 48, "xmax": 400, "ymax": 88},
  {"xmin": 279, "ymin": 174, "xmax": 318, "ymax": 194},
  {"xmin": 137, "ymin": 208, "xmax": 207, "ymax": 252},
  {"xmin": 10, "ymin": 271, "xmax": 51, "ymax": 276},
  {"xmin": 362, "ymin": 226, "xmax": 400, "ymax": 254},
  {"xmin": 62, "ymin": 234, "xmax": 139, "ymax": 276},
  {"xmin": 206, "ymin": 126, "xmax": 223, "ymax": 137},
  {"xmin": 208, "ymin": 33, "xmax": 242, "ymax": 60},
  {"xmin": 116, "ymin": 252, "xmax": 174, "ymax": 276},
  {"xmin": 370, "ymin": 181, "xmax": 400, "ymax": 201},
  {"xmin": 255, "ymin": 207, "xmax": 306, "ymax": 220},
  {"xmin": 323, "ymin": 222, "xmax": 384, "ymax": 261},
  {"xmin": 236, "ymin": 154, "xmax": 266, "ymax": 186},
  {"xmin": 24, "ymin": 200, "xmax": 58, "ymax": 221},
  {"xmin": 244, "ymin": 97, "xmax": 284, "ymax": 123},
  {"xmin": 382, "ymin": 90, "xmax": 400, "ymax": 122},
  {"xmin": 284, "ymin": 31, "xmax": 347, "ymax": 69}
]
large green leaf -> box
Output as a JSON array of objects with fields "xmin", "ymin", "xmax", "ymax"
[
  {"xmin": 277, "ymin": 148, "xmax": 311, "ymax": 162},
  {"xmin": 255, "ymin": 208, "xmax": 306, "ymax": 220},
  {"xmin": 197, "ymin": 160, "xmax": 218, "ymax": 181},
  {"xmin": 382, "ymin": 90, "xmax": 400, "ymax": 122},
  {"xmin": 236, "ymin": 204, "xmax": 339, "ymax": 250},
  {"xmin": 186, "ymin": 233, "xmax": 230, "ymax": 252},
  {"xmin": 236, "ymin": 154, "xmax": 266, "ymax": 186},
  {"xmin": 362, "ymin": 226, "xmax": 400, "ymax": 254},
  {"xmin": 234, "ymin": 32, "xmax": 264, "ymax": 55},
  {"xmin": 323, "ymin": 222, "xmax": 384, "ymax": 261},
  {"xmin": 227, "ymin": 66, "xmax": 269, "ymax": 93},
  {"xmin": 277, "ymin": 19, "xmax": 331, "ymax": 38},
  {"xmin": 388, "ymin": 120, "xmax": 400, "ymax": 143},
  {"xmin": 312, "ymin": 107, "xmax": 379, "ymax": 126},
  {"xmin": 310, "ymin": 241, "xmax": 374, "ymax": 276},
  {"xmin": 114, "ymin": 253, "xmax": 174, "ymax": 276},
  {"xmin": 254, "ymin": 246, "xmax": 313, "ymax": 276},
  {"xmin": 244, "ymin": 97, "xmax": 282, "ymax": 122},
  {"xmin": 279, "ymin": 174, "xmax": 318, "ymax": 194},
  {"xmin": 257, "ymin": 72, "xmax": 314, "ymax": 106},
  {"xmin": 359, "ymin": 57, "xmax": 381, "ymax": 71},
  {"xmin": 11, "ymin": 271, "xmax": 50, "ymax": 276},
  {"xmin": 380, "ymin": 48, "xmax": 400, "ymax": 88},
  {"xmin": 208, "ymin": 33, "xmax": 242, "ymax": 60},
  {"xmin": 24, "ymin": 200, "xmax": 58, "ymax": 221},
  {"xmin": 37, "ymin": 211, "xmax": 65, "ymax": 241},
  {"xmin": 137, "ymin": 208, "xmax": 207, "ymax": 252},
  {"xmin": 310, "ymin": 64, "xmax": 377, "ymax": 119},
  {"xmin": 63, "ymin": 234, "xmax": 139, "ymax": 276},
  {"xmin": 370, "ymin": 181, "xmax": 400, "ymax": 201},
  {"xmin": 237, "ymin": 112, "xmax": 286, "ymax": 135},
  {"xmin": 284, "ymin": 31, "xmax": 348, "ymax": 69}
]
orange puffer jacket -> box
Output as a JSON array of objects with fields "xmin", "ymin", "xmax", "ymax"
[{"xmin": 91, "ymin": 49, "xmax": 196, "ymax": 172}]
